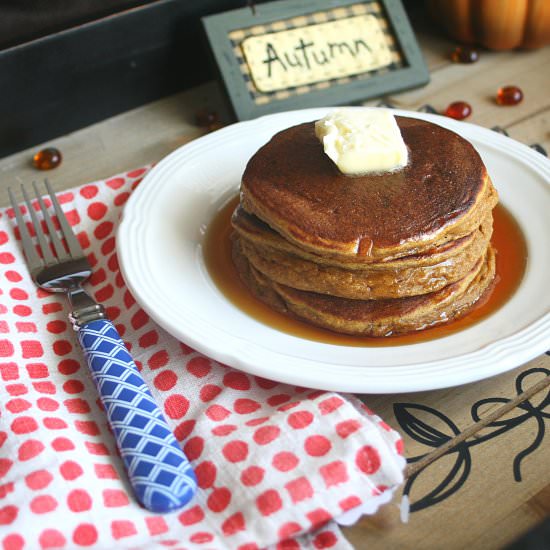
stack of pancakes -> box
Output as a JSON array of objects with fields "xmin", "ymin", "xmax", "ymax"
[{"xmin": 231, "ymin": 115, "xmax": 498, "ymax": 336}]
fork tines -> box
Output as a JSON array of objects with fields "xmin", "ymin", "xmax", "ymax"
[{"xmin": 8, "ymin": 179, "xmax": 85, "ymax": 270}]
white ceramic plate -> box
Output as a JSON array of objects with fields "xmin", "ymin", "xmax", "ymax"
[{"xmin": 117, "ymin": 108, "xmax": 550, "ymax": 393}]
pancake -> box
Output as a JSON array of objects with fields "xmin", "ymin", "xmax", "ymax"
[
  {"xmin": 231, "ymin": 112, "xmax": 499, "ymax": 337},
  {"xmin": 236, "ymin": 216, "xmax": 491, "ymax": 299},
  {"xmin": 233, "ymin": 237, "xmax": 496, "ymax": 337},
  {"xmin": 240, "ymin": 116, "xmax": 497, "ymax": 262},
  {"xmin": 233, "ymin": 206, "xmax": 493, "ymax": 269},
  {"xmin": 233, "ymin": 208, "xmax": 493, "ymax": 299}
]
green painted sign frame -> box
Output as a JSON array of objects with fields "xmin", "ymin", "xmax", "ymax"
[{"xmin": 202, "ymin": 0, "xmax": 429, "ymax": 120}]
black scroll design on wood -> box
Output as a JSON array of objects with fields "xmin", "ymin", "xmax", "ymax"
[{"xmin": 394, "ymin": 367, "xmax": 550, "ymax": 513}]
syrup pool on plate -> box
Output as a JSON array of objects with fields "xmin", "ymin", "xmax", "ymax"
[{"xmin": 203, "ymin": 196, "xmax": 527, "ymax": 347}]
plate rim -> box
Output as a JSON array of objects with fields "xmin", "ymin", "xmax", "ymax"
[{"xmin": 117, "ymin": 107, "xmax": 550, "ymax": 393}]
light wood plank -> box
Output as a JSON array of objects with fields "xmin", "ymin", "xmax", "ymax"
[
  {"xmin": 505, "ymin": 107, "xmax": 550, "ymax": 151},
  {"xmin": 386, "ymin": 46, "xmax": 550, "ymax": 130},
  {"xmin": 0, "ymin": 82, "xmax": 230, "ymax": 206},
  {"xmin": 414, "ymin": 26, "xmax": 456, "ymax": 71},
  {"xmin": 469, "ymin": 492, "xmax": 548, "ymax": 550}
]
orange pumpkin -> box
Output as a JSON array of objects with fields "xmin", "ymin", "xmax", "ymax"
[{"xmin": 425, "ymin": 0, "xmax": 550, "ymax": 49}]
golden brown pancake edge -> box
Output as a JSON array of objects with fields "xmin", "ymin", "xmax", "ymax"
[
  {"xmin": 240, "ymin": 117, "xmax": 496, "ymax": 261},
  {"xmin": 232, "ymin": 237, "xmax": 496, "ymax": 337}
]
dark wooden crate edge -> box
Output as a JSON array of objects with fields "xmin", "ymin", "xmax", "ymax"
[{"xmin": 0, "ymin": 0, "xmax": 259, "ymax": 158}]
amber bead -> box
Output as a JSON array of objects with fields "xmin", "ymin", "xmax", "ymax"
[
  {"xmin": 195, "ymin": 109, "xmax": 219, "ymax": 127},
  {"xmin": 33, "ymin": 147, "xmax": 62, "ymax": 170},
  {"xmin": 450, "ymin": 46, "xmax": 479, "ymax": 64},
  {"xmin": 496, "ymin": 85, "xmax": 523, "ymax": 106},
  {"xmin": 444, "ymin": 101, "xmax": 472, "ymax": 120}
]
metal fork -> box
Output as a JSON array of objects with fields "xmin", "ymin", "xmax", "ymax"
[{"xmin": 8, "ymin": 180, "xmax": 197, "ymax": 513}]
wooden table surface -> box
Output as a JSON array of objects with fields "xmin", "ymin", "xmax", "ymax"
[{"xmin": 1, "ymin": 21, "xmax": 549, "ymax": 550}]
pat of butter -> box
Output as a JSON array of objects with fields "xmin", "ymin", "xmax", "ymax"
[{"xmin": 315, "ymin": 108, "xmax": 408, "ymax": 175}]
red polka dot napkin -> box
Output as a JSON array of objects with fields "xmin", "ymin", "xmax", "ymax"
[{"xmin": 0, "ymin": 168, "xmax": 405, "ymax": 550}]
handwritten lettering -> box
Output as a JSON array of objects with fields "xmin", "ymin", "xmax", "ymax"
[
  {"xmin": 241, "ymin": 15, "xmax": 393, "ymax": 92},
  {"xmin": 263, "ymin": 38, "xmax": 373, "ymax": 78}
]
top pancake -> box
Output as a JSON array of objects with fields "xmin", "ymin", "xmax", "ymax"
[{"xmin": 240, "ymin": 116, "xmax": 493, "ymax": 261}]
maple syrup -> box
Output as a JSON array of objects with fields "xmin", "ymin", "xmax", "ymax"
[{"xmin": 204, "ymin": 196, "xmax": 527, "ymax": 347}]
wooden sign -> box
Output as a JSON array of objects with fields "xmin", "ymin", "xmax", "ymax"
[{"xmin": 202, "ymin": 0, "xmax": 429, "ymax": 120}]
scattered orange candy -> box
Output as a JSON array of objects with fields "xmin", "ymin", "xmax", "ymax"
[
  {"xmin": 33, "ymin": 147, "xmax": 62, "ymax": 170},
  {"xmin": 444, "ymin": 101, "xmax": 472, "ymax": 120},
  {"xmin": 450, "ymin": 46, "xmax": 479, "ymax": 63},
  {"xmin": 496, "ymin": 85, "xmax": 523, "ymax": 106}
]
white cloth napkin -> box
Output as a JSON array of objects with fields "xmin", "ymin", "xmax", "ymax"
[{"xmin": 0, "ymin": 167, "xmax": 405, "ymax": 549}]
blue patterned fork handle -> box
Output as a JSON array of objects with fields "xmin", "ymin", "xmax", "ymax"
[
  {"xmin": 77, "ymin": 319, "xmax": 197, "ymax": 513},
  {"xmin": 8, "ymin": 180, "xmax": 196, "ymax": 513}
]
